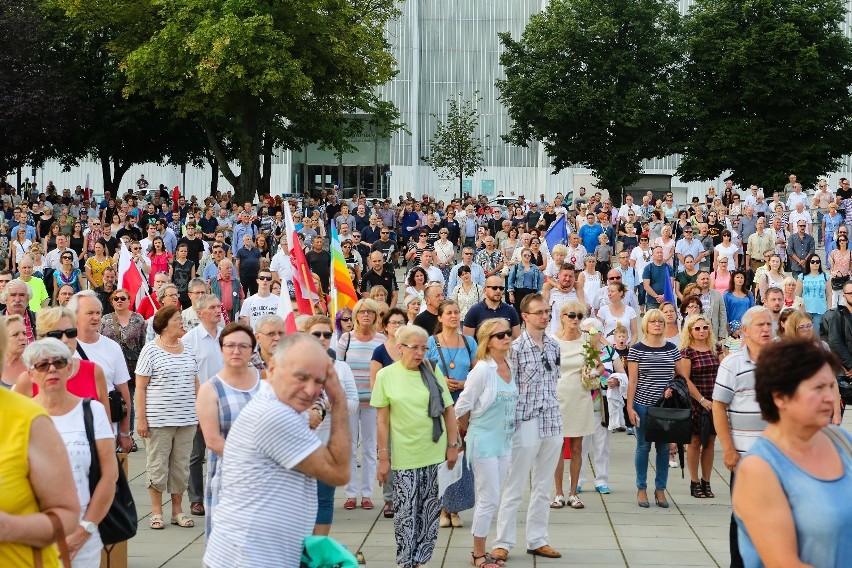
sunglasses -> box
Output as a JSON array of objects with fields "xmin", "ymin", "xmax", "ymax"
[
  {"xmin": 692, "ymin": 325, "xmax": 710, "ymax": 331},
  {"xmin": 257, "ymin": 276, "xmax": 272, "ymax": 281},
  {"xmin": 486, "ymin": 285, "xmax": 505, "ymax": 291},
  {"xmin": 810, "ymin": 259, "xmax": 821, "ymax": 264},
  {"xmin": 562, "ymin": 312, "xmax": 581, "ymax": 319},
  {"xmin": 340, "ymin": 317, "xmax": 352, "ymax": 322},
  {"xmin": 541, "ymin": 352, "xmax": 553, "ymax": 372},
  {"xmin": 33, "ymin": 358, "xmax": 70, "ymax": 372},
  {"xmin": 490, "ymin": 330, "xmax": 512, "ymax": 340},
  {"xmin": 608, "ymin": 276, "xmax": 622, "ymax": 281},
  {"xmin": 61, "ymin": 256, "xmax": 72, "ymax": 260},
  {"xmin": 311, "ymin": 331, "xmax": 334, "ymax": 339},
  {"xmin": 44, "ymin": 328, "xmax": 78, "ymax": 340}
]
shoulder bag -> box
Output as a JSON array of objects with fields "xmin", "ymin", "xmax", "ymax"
[
  {"xmin": 645, "ymin": 377, "xmax": 692, "ymax": 446},
  {"xmin": 82, "ymin": 399, "xmax": 138, "ymax": 545},
  {"xmin": 32, "ymin": 510, "xmax": 71, "ymax": 568}
]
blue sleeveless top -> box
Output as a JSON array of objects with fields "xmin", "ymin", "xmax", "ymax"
[{"xmin": 737, "ymin": 428, "xmax": 852, "ymax": 567}]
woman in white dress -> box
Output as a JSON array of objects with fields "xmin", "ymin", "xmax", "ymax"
[
  {"xmin": 451, "ymin": 265, "xmax": 483, "ymax": 320},
  {"xmin": 433, "ymin": 228, "xmax": 455, "ymax": 293},
  {"xmin": 714, "ymin": 229, "xmax": 739, "ymax": 269},
  {"xmin": 551, "ymin": 300, "xmax": 595, "ymax": 510},
  {"xmin": 575, "ymin": 255, "xmax": 603, "ymax": 307},
  {"xmin": 597, "ymin": 282, "xmax": 638, "ymax": 345},
  {"xmin": 653, "ymin": 224, "xmax": 676, "ymax": 267},
  {"xmin": 758, "ymin": 254, "xmax": 785, "ymax": 302}
]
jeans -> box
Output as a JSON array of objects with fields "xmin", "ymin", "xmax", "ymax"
[
  {"xmin": 632, "ymin": 403, "xmax": 669, "ymax": 490},
  {"xmin": 811, "ymin": 312, "xmax": 824, "ymax": 336},
  {"xmin": 729, "ymin": 470, "xmax": 744, "ymax": 568},
  {"xmin": 316, "ymin": 479, "xmax": 335, "ymax": 525}
]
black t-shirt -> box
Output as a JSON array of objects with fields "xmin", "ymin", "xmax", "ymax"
[
  {"xmin": 413, "ymin": 310, "xmax": 439, "ymax": 335},
  {"xmin": 178, "ymin": 236, "xmax": 205, "ymax": 263},
  {"xmin": 440, "ymin": 219, "xmax": 461, "ymax": 244},
  {"xmin": 116, "ymin": 225, "xmax": 142, "ymax": 243},
  {"xmin": 236, "ymin": 247, "xmax": 262, "ymax": 278},
  {"xmin": 98, "ymin": 236, "xmax": 119, "ymax": 257},
  {"xmin": 371, "ymin": 240, "xmax": 396, "ymax": 264},
  {"xmin": 306, "ymin": 249, "xmax": 331, "ymax": 293},
  {"xmin": 199, "ymin": 216, "xmax": 218, "ymax": 238},
  {"xmin": 838, "ymin": 186, "xmax": 852, "ymax": 201},
  {"xmin": 542, "ymin": 212, "xmax": 557, "ymax": 228},
  {"xmin": 360, "ymin": 268, "xmax": 398, "ymax": 294}
]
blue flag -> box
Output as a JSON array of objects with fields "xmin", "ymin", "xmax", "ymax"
[
  {"xmin": 544, "ymin": 216, "xmax": 568, "ymax": 252},
  {"xmin": 663, "ymin": 265, "xmax": 676, "ymax": 305}
]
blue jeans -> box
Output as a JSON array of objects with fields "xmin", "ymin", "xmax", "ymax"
[
  {"xmin": 316, "ymin": 479, "xmax": 335, "ymax": 525},
  {"xmin": 811, "ymin": 312, "xmax": 823, "ymax": 336},
  {"xmin": 633, "ymin": 403, "xmax": 670, "ymax": 491}
]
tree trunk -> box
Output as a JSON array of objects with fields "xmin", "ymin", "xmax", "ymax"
[
  {"xmin": 99, "ymin": 151, "xmax": 113, "ymax": 194},
  {"xmin": 459, "ymin": 175, "xmax": 463, "ymax": 202},
  {"xmin": 207, "ymin": 153, "xmax": 219, "ymax": 197},
  {"xmin": 261, "ymin": 134, "xmax": 272, "ymax": 197}
]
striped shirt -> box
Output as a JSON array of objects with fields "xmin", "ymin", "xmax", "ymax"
[
  {"xmin": 510, "ymin": 331, "xmax": 563, "ymax": 438},
  {"xmin": 204, "ymin": 387, "xmax": 320, "ymax": 568},
  {"xmin": 713, "ymin": 345, "xmax": 767, "ymax": 454},
  {"xmin": 627, "ymin": 342, "xmax": 681, "ymax": 406},
  {"xmin": 336, "ymin": 332, "xmax": 385, "ymax": 404},
  {"xmin": 134, "ymin": 342, "xmax": 198, "ymax": 427}
]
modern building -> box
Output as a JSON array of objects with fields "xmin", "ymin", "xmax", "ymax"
[{"xmin": 34, "ymin": 0, "xmax": 852, "ymax": 204}]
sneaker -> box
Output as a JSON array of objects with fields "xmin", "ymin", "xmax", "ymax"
[
  {"xmin": 595, "ymin": 485, "xmax": 612, "ymax": 494},
  {"xmin": 669, "ymin": 460, "xmax": 679, "ymax": 468},
  {"xmin": 626, "ymin": 427, "xmax": 635, "ymax": 436},
  {"xmin": 575, "ymin": 485, "xmax": 582, "ymax": 494}
]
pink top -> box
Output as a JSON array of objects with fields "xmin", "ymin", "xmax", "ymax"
[
  {"xmin": 711, "ymin": 271, "xmax": 731, "ymax": 293},
  {"xmin": 149, "ymin": 252, "xmax": 173, "ymax": 286},
  {"xmin": 830, "ymin": 248, "xmax": 852, "ymax": 277}
]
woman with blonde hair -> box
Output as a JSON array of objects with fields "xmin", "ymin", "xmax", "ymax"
[
  {"xmin": 627, "ymin": 310, "xmax": 682, "ymax": 508},
  {"xmin": 784, "ymin": 311, "xmax": 832, "ymax": 352},
  {"xmin": 782, "ymin": 276, "xmax": 805, "ymax": 310},
  {"xmin": 338, "ymin": 297, "xmax": 385, "ymax": 510},
  {"xmin": 455, "ymin": 318, "xmax": 518, "ymax": 568},
  {"xmin": 551, "ymin": 300, "xmax": 595, "ymax": 509},
  {"xmin": 678, "ymin": 314, "xmax": 722, "ymax": 499}
]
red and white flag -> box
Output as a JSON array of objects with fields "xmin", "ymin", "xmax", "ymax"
[
  {"xmin": 284, "ymin": 204, "xmax": 318, "ymax": 314},
  {"xmin": 117, "ymin": 241, "xmax": 145, "ymax": 309},
  {"xmin": 172, "ymin": 186, "xmax": 181, "ymax": 214},
  {"xmin": 83, "ymin": 174, "xmax": 90, "ymax": 201},
  {"xmin": 276, "ymin": 286, "xmax": 298, "ymax": 333}
]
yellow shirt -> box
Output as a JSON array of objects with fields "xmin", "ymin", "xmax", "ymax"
[{"xmin": 0, "ymin": 388, "xmax": 60, "ymax": 568}]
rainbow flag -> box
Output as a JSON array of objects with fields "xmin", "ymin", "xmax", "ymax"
[{"xmin": 330, "ymin": 224, "xmax": 358, "ymax": 315}]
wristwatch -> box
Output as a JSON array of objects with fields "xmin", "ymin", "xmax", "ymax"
[
  {"xmin": 448, "ymin": 441, "xmax": 462, "ymax": 449},
  {"xmin": 79, "ymin": 520, "xmax": 97, "ymax": 535}
]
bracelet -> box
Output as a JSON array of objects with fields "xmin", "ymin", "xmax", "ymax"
[
  {"xmin": 699, "ymin": 397, "xmax": 705, "ymax": 404},
  {"xmin": 118, "ymin": 432, "xmax": 132, "ymax": 439},
  {"xmin": 377, "ymin": 448, "xmax": 390, "ymax": 453}
]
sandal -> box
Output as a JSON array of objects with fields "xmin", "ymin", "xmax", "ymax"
[
  {"xmin": 549, "ymin": 494, "xmax": 566, "ymax": 509},
  {"xmin": 701, "ymin": 479, "xmax": 715, "ymax": 499},
  {"xmin": 488, "ymin": 549, "xmax": 508, "ymax": 565},
  {"xmin": 567, "ymin": 494, "xmax": 585, "ymax": 509},
  {"xmin": 690, "ymin": 481, "xmax": 706, "ymax": 498},
  {"xmin": 382, "ymin": 501, "xmax": 394, "ymax": 518},
  {"xmin": 471, "ymin": 552, "xmax": 501, "ymax": 568},
  {"xmin": 170, "ymin": 513, "xmax": 195, "ymax": 528},
  {"xmin": 149, "ymin": 514, "xmax": 164, "ymax": 530}
]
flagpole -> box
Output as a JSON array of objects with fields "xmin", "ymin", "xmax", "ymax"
[{"xmin": 300, "ymin": 263, "xmax": 317, "ymax": 315}]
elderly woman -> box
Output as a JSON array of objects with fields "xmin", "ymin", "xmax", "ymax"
[
  {"xmin": 27, "ymin": 338, "xmax": 118, "ymax": 568},
  {"xmin": 2, "ymin": 315, "xmax": 28, "ymax": 388},
  {"xmin": 551, "ymin": 301, "xmax": 595, "ymax": 509},
  {"xmin": 0, "ymin": 322, "xmax": 81, "ymax": 567},
  {"xmin": 303, "ymin": 315, "xmax": 359, "ymax": 535},
  {"xmin": 627, "ymin": 310, "xmax": 682, "ymax": 508},
  {"xmin": 338, "ymin": 298, "xmax": 385, "ymax": 511},
  {"xmin": 135, "ymin": 305, "xmax": 199, "ymax": 530},
  {"xmin": 145, "ymin": 284, "xmax": 181, "ymax": 342},
  {"xmin": 100, "ymin": 288, "xmax": 147, "ymax": 451},
  {"xmin": 372, "ymin": 324, "xmax": 459, "ymax": 568},
  {"xmin": 782, "ymin": 276, "xmax": 805, "ymax": 310},
  {"xmin": 678, "ymin": 314, "xmax": 722, "ymax": 499},
  {"xmin": 196, "ymin": 322, "xmax": 264, "ymax": 538},
  {"xmin": 404, "ymin": 295, "xmax": 422, "ymax": 324},
  {"xmin": 426, "ymin": 300, "xmax": 479, "ymax": 528},
  {"xmin": 14, "ymin": 308, "xmax": 111, "ymax": 415},
  {"xmin": 734, "ymin": 340, "xmax": 852, "ymax": 566},
  {"xmin": 455, "ymin": 318, "xmax": 518, "ymax": 568}
]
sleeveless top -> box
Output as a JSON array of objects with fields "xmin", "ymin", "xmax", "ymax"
[
  {"xmin": 207, "ymin": 372, "xmax": 264, "ymax": 483},
  {"xmin": 737, "ymin": 430, "xmax": 852, "ymax": 567},
  {"xmin": 32, "ymin": 360, "xmax": 99, "ymax": 399},
  {"xmin": 0, "ymin": 388, "xmax": 60, "ymax": 567},
  {"xmin": 85, "ymin": 257, "xmax": 113, "ymax": 288},
  {"xmin": 172, "ymin": 259, "xmax": 194, "ymax": 293}
]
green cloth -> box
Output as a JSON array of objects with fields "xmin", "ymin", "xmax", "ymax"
[
  {"xmin": 371, "ymin": 361, "xmax": 453, "ymax": 470},
  {"xmin": 25, "ymin": 277, "xmax": 49, "ymax": 312}
]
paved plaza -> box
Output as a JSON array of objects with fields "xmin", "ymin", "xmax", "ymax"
[{"xmin": 121, "ymin": 415, "xmax": 834, "ymax": 568}]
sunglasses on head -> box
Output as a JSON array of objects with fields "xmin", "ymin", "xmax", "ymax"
[
  {"xmin": 311, "ymin": 331, "xmax": 334, "ymax": 339},
  {"xmin": 44, "ymin": 327, "xmax": 78, "ymax": 340}
]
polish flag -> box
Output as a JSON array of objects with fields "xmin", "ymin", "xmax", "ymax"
[
  {"xmin": 83, "ymin": 174, "xmax": 90, "ymax": 201},
  {"xmin": 117, "ymin": 241, "xmax": 145, "ymax": 309},
  {"xmin": 284, "ymin": 204, "xmax": 318, "ymax": 314},
  {"xmin": 276, "ymin": 285, "xmax": 298, "ymax": 333},
  {"xmin": 172, "ymin": 185, "xmax": 181, "ymax": 214}
]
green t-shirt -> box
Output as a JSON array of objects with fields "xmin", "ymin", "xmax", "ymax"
[{"xmin": 371, "ymin": 362, "xmax": 453, "ymax": 470}]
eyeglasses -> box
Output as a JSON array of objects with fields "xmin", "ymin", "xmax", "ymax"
[
  {"xmin": 796, "ymin": 324, "xmax": 814, "ymax": 331},
  {"xmin": 353, "ymin": 234, "xmax": 361, "ymax": 238},
  {"xmin": 401, "ymin": 343, "xmax": 428, "ymax": 352},
  {"xmin": 61, "ymin": 256, "xmax": 72, "ymax": 261},
  {"xmin": 33, "ymin": 358, "xmax": 70, "ymax": 373},
  {"xmin": 525, "ymin": 309, "xmax": 552, "ymax": 317},
  {"xmin": 381, "ymin": 231, "xmax": 390, "ymax": 234},
  {"xmin": 490, "ymin": 330, "xmax": 512, "ymax": 340},
  {"xmin": 44, "ymin": 328, "xmax": 78, "ymax": 340},
  {"xmin": 463, "ymin": 252, "xmax": 473, "ymax": 255},
  {"xmin": 311, "ymin": 331, "xmax": 334, "ymax": 339},
  {"xmin": 691, "ymin": 325, "xmax": 710, "ymax": 331},
  {"xmin": 222, "ymin": 343, "xmax": 253, "ymax": 351},
  {"xmin": 386, "ymin": 319, "xmax": 406, "ymax": 327},
  {"xmin": 258, "ymin": 330, "xmax": 285, "ymax": 337},
  {"xmin": 648, "ymin": 319, "xmax": 665, "ymax": 324},
  {"xmin": 562, "ymin": 312, "xmax": 580, "ymax": 319},
  {"xmin": 358, "ymin": 310, "xmax": 376, "ymax": 316},
  {"xmin": 486, "ymin": 285, "xmax": 505, "ymax": 291},
  {"xmin": 257, "ymin": 276, "xmax": 272, "ymax": 281}
]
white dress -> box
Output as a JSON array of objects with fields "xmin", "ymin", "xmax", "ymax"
[
  {"xmin": 597, "ymin": 303, "xmax": 637, "ymax": 344},
  {"xmin": 581, "ymin": 271, "xmax": 603, "ymax": 307},
  {"xmin": 555, "ymin": 337, "xmax": 595, "ymax": 438}
]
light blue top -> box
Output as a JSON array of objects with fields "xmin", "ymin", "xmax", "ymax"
[
  {"xmin": 799, "ymin": 273, "xmax": 828, "ymax": 315},
  {"xmin": 426, "ymin": 335, "xmax": 477, "ymax": 402},
  {"xmin": 468, "ymin": 375, "xmax": 518, "ymax": 459},
  {"xmin": 737, "ymin": 429, "xmax": 852, "ymax": 568},
  {"xmin": 724, "ymin": 291, "xmax": 754, "ymax": 325}
]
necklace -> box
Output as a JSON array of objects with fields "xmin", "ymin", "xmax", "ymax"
[
  {"xmin": 157, "ymin": 336, "xmax": 181, "ymax": 349},
  {"xmin": 438, "ymin": 332, "xmax": 461, "ymax": 369}
]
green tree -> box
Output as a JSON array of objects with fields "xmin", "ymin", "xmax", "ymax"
[
  {"xmin": 676, "ymin": 0, "xmax": 852, "ymax": 191},
  {"xmin": 421, "ymin": 93, "xmax": 486, "ymax": 201},
  {"xmin": 59, "ymin": 0, "xmax": 400, "ymax": 203},
  {"xmin": 496, "ymin": 0, "xmax": 682, "ymax": 205}
]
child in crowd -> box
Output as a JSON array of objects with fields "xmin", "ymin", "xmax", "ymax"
[
  {"xmin": 611, "ymin": 325, "xmax": 633, "ymax": 434},
  {"xmin": 594, "ymin": 232, "xmax": 612, "ymax": 276},
  {"xmin": 723, "ymin": 320, "xmax": 743, "ymax": 358},
  {"xmin": 542, "ymin": 244, "xmax": 568, "ymax": 296}
]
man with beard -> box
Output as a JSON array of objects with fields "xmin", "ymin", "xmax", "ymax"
[{"xmin": 462, "ymin": 275, "xmax": 520, "ymax": 338}]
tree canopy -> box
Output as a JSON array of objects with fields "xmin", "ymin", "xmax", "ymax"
[
  {"xmin": 422, "ymin": 93, "xmax": 486, "ymax": 202},
  {"xmin": 57, "ymin": 0, "xmax": 400, "ymax": 202},
  {"xmin": 675, "ymin": 0, "xmax": 852, "ymax": 191},
  {"xmin": 496, "ymin": 0, "xmax": 682, "ymax": 204}
]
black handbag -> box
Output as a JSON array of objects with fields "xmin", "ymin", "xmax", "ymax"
[
  {"xmin": 83, "ymin": 399, "xmax": 138, "ymax": 545},
  {"xmin": 645, "ymin": 406, "xmax": 692, "ymax": 445},
  {"xmin": 838, "ymin": 378, "xmax": 852, "ymax": 406}
]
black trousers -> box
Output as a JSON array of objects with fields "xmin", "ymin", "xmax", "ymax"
[{"xmin": 729, "ymin": 470, "xmax": 744, "ymax": 568}]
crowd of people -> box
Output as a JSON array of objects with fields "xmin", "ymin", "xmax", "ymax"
[{"xmin": 2, "ymin": 175, "xmax": 852, "ymax": 567}]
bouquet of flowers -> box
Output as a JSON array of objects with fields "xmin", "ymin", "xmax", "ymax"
[{"xmin": 580, "ymin": 327, "xmax": 602, "ymax": 391}]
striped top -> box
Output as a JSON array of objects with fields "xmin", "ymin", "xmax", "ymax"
[
  {"xmin": 203, "ymin": 387, "xmax": 321, "ymax": 568},
  {"xmin": 713, "ymin": 346, "xmax": 767, "ymax": 454},
  {"xmin": 627, "ymin": 342, "xmax": 681, "ymax": 406},
  {"xmin": 336, "ymin": 332, "xmax": 385, "ymax": 405},
  {"xmin": 135, "ymin": 342, "xmax": 199, "ymax": 427}
]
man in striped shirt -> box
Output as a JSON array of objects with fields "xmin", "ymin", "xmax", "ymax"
[{"xmin": 713, "ymin": 306, "xmax": 772, "ymax": 568}]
